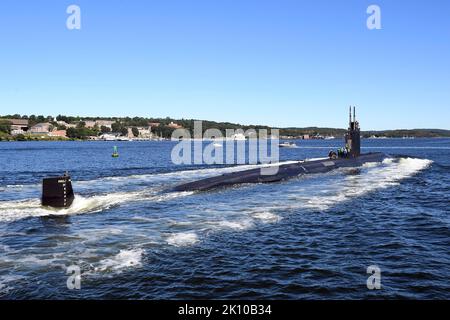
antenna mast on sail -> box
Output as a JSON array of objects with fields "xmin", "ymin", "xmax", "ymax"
[{"xmin": 349, "ymin": 106, "xmax": 352, "ymax": 127}]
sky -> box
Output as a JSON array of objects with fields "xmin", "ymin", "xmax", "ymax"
[{"xmin": 0, "ymin": 0, "xmax": 449, "ymax": 130}]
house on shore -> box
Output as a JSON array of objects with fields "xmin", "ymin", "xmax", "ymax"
[
  {"xmin": 30, "ymin": 123, "xmax": 52, "ymax": 134},
  {"xmin": 4, "ymin": 119, "xmax": 29, "ymax": 135},
  {"xmin": 127, "ymin": 127, "xmax": 152, "ymax": 139},
  {"xmin": 95, "ymin": 120, "xmax": 114, "ymax": 129},
  {"xmin": 56, "ymin": 120, "xmax": 69, "ymax": 127},
  {"xmin": 48, "ymin": 130, "xmax": 67, "ymax": 138},
  {"xmin": 83, "ymin": 120, "xmax": 97, "ymax": 128}
]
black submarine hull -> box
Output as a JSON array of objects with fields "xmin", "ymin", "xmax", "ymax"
[
  {"xmin": 173, "ymin": 152, "xmax": 389, "ymax": 192},
  {"xmin": 42, "ymin": 175, "xmax": 74, "ymax": 208}
]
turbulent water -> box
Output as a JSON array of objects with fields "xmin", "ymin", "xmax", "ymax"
[{"xmin": 0, "ymin": 139, "xmax": 449, "ymax": 299}]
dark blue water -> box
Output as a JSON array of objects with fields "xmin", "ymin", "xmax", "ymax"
[{"xmin": 0, "ymin": 139, "xmax": 449, "ymax": 299}]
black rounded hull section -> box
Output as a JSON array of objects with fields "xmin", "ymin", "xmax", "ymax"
[
  {"xmin": 173, "ymin": 152, "xmax": 388, "ymax": 192},
  {"xmin": 42, "ymin": 176, "xmax": 74, "ymax": 208}
]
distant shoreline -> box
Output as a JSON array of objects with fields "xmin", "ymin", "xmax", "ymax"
[
  {"xmin": 1, "ymin": 115, "xmax": 449, "ymax": 141},
  {"xmin": 1, "ymin": 136, "xmax": 450, "ymax": 143}
]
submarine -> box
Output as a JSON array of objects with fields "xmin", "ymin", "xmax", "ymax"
[
  {"xmin": 173, "ymin": 107, "xmax": 389, "ymax": 192},
  {"xmin": 41, "ymin": 107, "xmax": 388, "ymax": 208}
]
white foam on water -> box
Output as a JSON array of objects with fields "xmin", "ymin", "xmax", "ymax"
[
  {"xmin": 0, "ymin": 192, "xmax": 135, "ymax": 222},
  {"xmin": 154, "ymin": 191, "xmax": 193, "ymax": 202},
  {"xmin": 382, "ymin": 158, "xmax": 395, "ymax": 165},
  {"xmin": 166, "ymin": 232, "xmax": 199, "ymax": 247},
  {"xmin": 252, "ymin": 211, "xmax": 282, "ymax": 223},
  {"xmin": 0, "ymin": 275, "xmax": 26, "ymax": 294},
  {"xmin": 215, "ymin": 219, "xmax": 255, "ymax": 231},
  {"xmin": 0, "ymin": 188, "xmax": 193, "ymax": 222},
  {"xmin": 291, "ymin": 157, "xmax": 433, "ymax": 211},
  {"xmin": 78, "ymin": 228, "xmax": 124, "ymax": 245},
  {"xmin": 361, "ymin": 162, "xmax": 379, "ymax": 168},
  {"xmin": 95, "ymin": 248, "xmax": 144, "ymax": 272}
]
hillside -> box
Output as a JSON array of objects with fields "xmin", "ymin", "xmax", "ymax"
[{"xmin": 1, "ymin": 114, "xmax": 449, "ymax": 139}]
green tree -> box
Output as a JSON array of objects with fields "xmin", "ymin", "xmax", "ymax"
[
  {"xmin": 66, "ymin": 127, "xmax": 77, "ymax": 138},
  {"xmin": 120, "ymin": 127, "xmax": 128, "ymax": 136},
  {"xmin": 76, "ymin": 121, "xmax": 86, "ymax": 129},
  {"xmin": 0, "ymin": 120, "xmax": 11, "ymax": 134},
  {"xmin": 132, "ymin": 127, "xmax": 139, "ymax": 137},
  {"xmin": 66, "ymin": 127, "xmax": 96, "ymax": 139},
  {"xmin": 100, "ymin": 126, "xmax": 111, "ymax": 133},
  {"xmin": 111, "ymin": 122, "xmax": 122, "ymax": 132},
  {"xmin": 15, "ymin": 134, "xmax": 26, "ymax": 141}
]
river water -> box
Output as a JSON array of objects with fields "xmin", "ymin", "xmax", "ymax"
[{"xmin": 0, "ymin": 138, "xmax": 448, "ymax": 299}]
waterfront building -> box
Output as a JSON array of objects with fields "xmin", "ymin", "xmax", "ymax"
[
  {"xmin": 4, "ymin": 119, "xmax": 29, "ymax": 135},
  {"xmin": 48, "ymin": 130, "xmax": 67, "ymax": 138},
  {"xmin": 83, "ymin": 120, "xmax": 97, "ymax": 128},
  {"xmin": 30, "ymin": 123, "xmax": 52, "ymax": 134},
  {"xmin": 95, "ymin": 120, "xmax": 114, "ymax": 129}
]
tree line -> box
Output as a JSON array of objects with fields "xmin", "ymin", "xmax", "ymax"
[{"xmin": 1, "ymin": 114, "xmax": 449, "ymax": 140}]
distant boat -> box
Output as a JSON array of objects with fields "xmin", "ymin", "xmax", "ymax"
[
  {"xmin": 100, "ymin": 133, "xmax": 117, "ymax": 141},
  {"xmin": 227, "ymin": 133, "xmax": 246, "ymax": 141},
  {"xmin": 324, "ymin": 136, "xmax": 335, "ymax": 140},
  {"xmin": 213, "ymin": 142, "xmax": 223, "ymax": 148},
  {"xmin": 279, "ymin": 141, "xmax": 297, "ymax": 148}
]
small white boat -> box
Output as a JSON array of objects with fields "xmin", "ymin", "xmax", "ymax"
[
  {"xmin": 279, "ymin": 141, "xmax": 297, "ymax": 148},
  {"xmin": 213, "ymin": 143, "xmax": 223, "ymax": 148}
]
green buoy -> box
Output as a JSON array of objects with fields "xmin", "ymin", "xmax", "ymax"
[{"xmin": 112, "ymin": 146, "xmax": 119, "ymax": 158}]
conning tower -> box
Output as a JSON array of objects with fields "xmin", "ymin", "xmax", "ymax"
[{"xmin": 345, "ymin": 106, "xmax": 361, "ymax": 157}]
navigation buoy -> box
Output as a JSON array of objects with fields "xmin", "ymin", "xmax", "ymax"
[{"xmin": 112, "ymin": 146, "xmax": 119, "ymax": 158}]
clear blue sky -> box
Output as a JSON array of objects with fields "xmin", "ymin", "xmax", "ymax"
[{"xmin": 0, "ymin": 0, "xmax": 449, "ymax": 130}]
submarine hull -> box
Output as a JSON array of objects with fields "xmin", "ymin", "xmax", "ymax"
[
  {"xmin": 173, "ymin": 152, "xmax": 388, "ymax": 192},
  {"xmin": 42, "ymin": 176, "xmax": 74, "ymax": 208}
]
